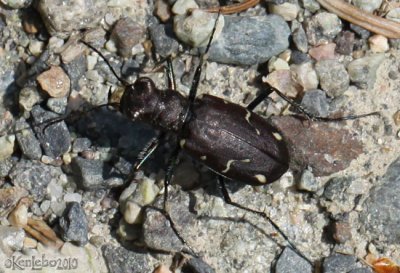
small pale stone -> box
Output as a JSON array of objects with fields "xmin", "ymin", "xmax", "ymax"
[
  {"xmin": 154, "ymin": 0, "xmax": 172, "ymax": 22},
  {"xmin": 86, "ymin": 55, "xmax": 98, "ymax": 70},
  {"xmin": 124, "ymin": 201, "xmax": 142, "ymax": 224},
  {"xmin": 0, "ymin": 135, "xmax": 15, "ymax": 161},
  {"xmin": 393, "ymin": 110, "xmax": 400, "ymax": 126},
  {"xmin": 8, "ymin": 203, "xmax": 28, "ymax": 227},
  {"xmin": 36, "ymin": 66, "xmax": 70, "ymax": 98},
  {"xmin": 309, "ymin": 43, "xmax": 336, "ymax": 61},
  {"xmin": 172, "ymin": 0, "xmax": 198, "ymax": 15},
  {"xmin": 154, "ymin": 265, "xmax": 172, "ymax": 273},
  {"xmin": 269, "ymin": 2, "xmax": 299, "ymax": 21},
  {"xmin": 23, "ymin": 237, "xmax": 38, "ymax": 248},
  {"xmin": 268, "ymin": 57, "xmax": 290, "ymax": 71},
  {"xmin": 105, "ymin": 40, "xmax": 117, "ymax": 53},
  {"xmin": 63, "ymin": 193, "xmax": 82, "ymax": 203},
  {"xmin": 28, "ymin": 40, "xmax": 45, "ymax": 56},
  {"xmin": 368, "ymin": 34, "xmax": 389, "ymax": 53},
  {"xmin": 290, "ymin": 62, "xmax": 319, "ymax": 91},
  {"xmin": 174, "ymin": 9, "xmax": 224, "ymax": 47}
]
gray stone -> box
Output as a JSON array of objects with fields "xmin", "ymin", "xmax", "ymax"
[
  {"xmin": 0, "ymin": 226, "xmax": 24, "ymax": 254},
  {"xmin": 0, "ymin": 0, "xmax": 32, "ymax": 9},
  {"xmin": 347, "ymin": 53, "xmax": 386, "ymax": 89},
  {"xmin": 15, "ymin": 118, "xmax": 42, "ymax": 160},
  {"xmin": 352, "ymin": 0, "xmax": 382, "ymax": 13},
  {"xmin": 298, "ymin": 168, "xmax": 319, "ymax": 192},
  {"xmin": 46, "ymin": 97, "xmax": 68, "ymax": 114},
  {"xmin": 72, "ymin": 138, "xmax": 92, "ymax": 153},
  {"xmin": 349, "ymin": 268, "xmax": 373, "ymax": 273},
  {"xmin": 322, "ymin": 254, "xmax": 357, "ymax": 273},
  {"xmin": 149, "ymin": 22, "xmax": 180, "ymax": 57},
  {"xmin": 30, "ymin": 105, "xmax": 71, "ymax": 158},
  {"xmin": 360, "ymin": 156, "xmax": 400, "ymax": 244},
  {"xmin": 61, "ymin": 54, "xmax": 86, "ymax": 91},
  {"xmin": 183, "ymin": 257, "xmax": 216, "ymax": 273},
  {"xmin": 142, "ymin": 207, "xmax": 184, "ymax": 252},
  {"xmin": 315, "ymin": 60, "xmax": 349, "ymax": 97},
  {"xmin": 323, "ymin": 176, "xmax": 352, "ymax": 201},
  {"xmin": 292, "ymin": 25, "xmax": 308, "ymax": 53},
  {"xmin": 59, "ymin": 202, "xmax": 89, "ymax": 246},
  {"xmin": 37, "ymin": 0, "xmax": 107, "ymax": 38},
  {"xmin": 275, "ymin": 247, "xmax": 313, "ymax": 273},
  {"xmin": 205, "ymin": 15, "xmax": 290, "ymax": 65},
  {"xmin": 0, "ymin": 157, "xmax": 15, "ymax": 178},
  {"xmin": 70, "ymin": 157, "xmax": 122, "ymax": 190},
  {"xmin": 301, "ymin": 89, "xmax": 330, "ymax": 117},
  {"xmin": 102, "ymin": 245, "xmax": 152, "ymax": 273},
  {"xmin": 305, "ymin": 12, "xmax": 342, "ymax": 45},
  {"xmin": 9, "ymin": 160, "xmax": 64, "ymax": 201},
  {"xmin": 110, "ymin": 17, "xmax": 145, "ymax": 58}
]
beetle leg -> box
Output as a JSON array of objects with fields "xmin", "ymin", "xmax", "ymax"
[
  {"xmin": 217, "ymin": 176, "xmax": 313, "ymax": 265},
  {"xmin": 165, "ymin": 57, "xmax": 177, "ymax": 91},
  {"xmin": 246, "ymin": 88, "xmax": 273, "ymax": 111}
]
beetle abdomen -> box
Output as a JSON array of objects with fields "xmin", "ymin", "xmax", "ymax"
[{"xmin": 180, "ymin": 94, "xmax": 289, "ymax": 185}]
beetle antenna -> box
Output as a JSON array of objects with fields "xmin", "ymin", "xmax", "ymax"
[{"xmin": 81, "ymin": 40, "xmax": 130, "ymax": 86}]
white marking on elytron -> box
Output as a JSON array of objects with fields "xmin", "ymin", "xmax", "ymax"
[
  {"xmin": 197, "ymin": 94, "xmax": 204, "ymax": 99},
  {"xmin": 245, "ymin": 110, "xmax": 261, "ymax": 135},
  {"xmin": 272, "ymin": 132, "xmax": 283, "ymax": 141},
  {"xmin": 223, "ymin": 100, "xmax": 228, "ymax": 104},
  {"xmin": 222, "ymin": 159, "xmax": 251, "ymax": 173},
  {"xmin": 254, "ymin": 174, "xmax": 267, "ymax": 183},
  {"xmin": 179, "ymin": 139, "xmax": 186, "ymax": 148},
  {"xmin": 200, "ymin": 155, "xmax": 207, "ymax": 160}
]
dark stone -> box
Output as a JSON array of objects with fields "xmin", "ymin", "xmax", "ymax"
[
  {"xmin": 269, "ymin": 116, "xmax": 363, "ymax": 176},
  {"xmin": 102, "ymin": 245, "xmax": 152, "ymax": 273},
  {"xmin": 30, "ymin": 105, "xmax": 71, "ymax": 158},
  {"xmin": 292, "ymin": 25, "xmax": 308, "ymax": 53},
  {"xmin": 290, "ymin": 50, "xmax": 311, "ymax": 64},
  {"xmin": 61, "ymin": 54, "xmax": 86, "ymax": 91},
  {"xmin": 59, "ymin": 202, "xmax": 89, "ymax": 246},
  {"xmin": 360, "ymin": 156, "xmax": 400, "ymax": 244},
  {"xmin": 275, "ymin": 247, "xmax": 313, "ymax": 273},
  {"xmin": 149, "ymin": 22, "xmax": 180, "ymax": 57},
  {"xmin": 324, "ymin": 177, "xmax": 352, "ymax": 201},
  {"xmin": 9, "ymin": 160, "xmax": 63, "ymax": 201},
  {"xmin": 72, "ymin": 138, "xmax": 92, "ymax": 153},
  {"xmin": 182, "ymin": 257, "xmax": 216, "ymax": 273},
  {"xmin": 15, "ymin": 118, "xmax": 42, "ymax": 160},
  {"xmin": 335, "ymin": 31, "xmax": 355, "ymax": 55},
  {"xmin": 322, "ymin": 254, "xmax": 357, "ymax": 273},
  {"xmin": 301, "ymin": 89, "xmax": 330, "ymax": 117},
  {"xmin": 70, "ymin": 157, "xmax": 122, "ymax": 190}
]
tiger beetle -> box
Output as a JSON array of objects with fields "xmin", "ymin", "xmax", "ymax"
[{"xmin": 81, "ymin": 13, "xmax": 378, "ymax": 266}]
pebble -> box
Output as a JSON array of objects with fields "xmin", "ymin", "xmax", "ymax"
[
  {"xmin": 154, "ymin": 0, "xmax": 171, "ymax": 22},
  {"xmin": 142, "ymin": 207, "xmax": 184, "ymax": 252},
  {"xmin": 70, "ymin": 157, "xmax": 116, "ymax": 190},
  {"xmin": 9, "ymin": 160, "xmax": 64, "ymax": 202},
  {"xmin": 352, "ymin": 0, "xmax": 382, "ymax": 13},
  {"xmin": 205, "ymin": 15, "xmax": 290, "ymax": 65},
  {"xmin": 0, "ymin": 187, "xmax": 28, "ymax": 217},
  {"xmin": 149, "ymin": 21, "xmax": 180, "ymax": 57},
  {"xmin": 349, "ymin": 268, "xmax": 373, "ymax": 273},
  {"xmin": 61, "ymin": 53, "xmax": 86, "ymax": 91},
  {"xmin": 36, "ymin": 66, "xmax": 70, "ymax": 98},
  {"xmin": 301, "ymin": 0, "xmax": 320, "ymax": 13},
  {"xmin": 64, "ymin": 193, "xmax": 82, "ymax": 203},
  {"xmin": 46, "ymin": 97, "xmax": 68, "ymax": 114},
  {"xmin": 110, "ymin": 17, "xmax": 145, "ymax": 58},
  {"xmin": 301, "ymin": 89, "xmax": 330, "ymax": 117},
  {"xmin": 0, "ymin": 157, "xmax": 15, "ymax": 178},
  {"xmin": 0, "ymin": 134, "xmax": 15, "ymax": 161},
  {"xmin": 298, "ymin": 168, "xmax": 319, "ymax": 192},
  {"xmin": 305, "ymin": 12, "xmax": 342, "ymax": 46},
  {"xmin": 269, "ymin": 2, "xmax": 300, "ymax": 21},
  {"xmin": 264, "ymin": 70, "xmax": 300, "ymax": 98},
  {"xmin": 368, "ymin": 35, "xmax": 389, "ymax": 53},
  {"xmin": 360, "ymin": 156, "xmax": 400, "ymax": 244},
  {"xmin": 0, "ymin": 0, "xmax": 32, "ymax": 9},
  {"xmin": 322, "ymin": 253, "xmax": 357, "ymax": 273},
  {"xmin": 275, "ymin": 247, "xmax": 312, "ymax": 273},
  {"xmin": 60, "ymin": 43, "xmax": 85, "ymax": 64},
  {"xmin": 72, "ymin": 138, "xmax": 92, "ymax": 153},
  {"xmin": 315, "ymin": 59, "xmax": 349, "ymax": 97},
  {"xmin": 292, "ymin": 25, "xmax": 308, "ymax": 53},
  {"xmin": 172, "ymin": 0, "xmax": 198, "ymax": 15},
  {"xmin": 37, "ymin": 0, "xmax": 106, "ymax": 38},
  {"xmin": 335, "ymin": 31, "xmax": 355, "ymax": 55},
  {"xmin": 290, "ymin": 62, "xmax": 319, "ymax": 91},
  {"xmin": 309, "ymin": 43, "xmax": 336, "ymax": 61},
  {"xmin": 174, "ymin": 9, "xmax": 224, "ymax": 48},
  {"xmin": 15, "ymin": 118, "xmax": 42, "ymax": 160},
  {"xmin": 333, "ymin": 221, "xmax": 352, "ymax": 243},
  {"xmin": 59, "ymin": 202, "xmax": 88, "ymax": 246},
  {"xmin": 8, "ymin": 201, "xmax": 28, "ymax": 227},
  {"xmin": 23, "ymin": 237, "xmax": 38, "ymax": 249},
  {"xmin": 18, "ymin": 86, "xmax": 42, "ymax": 113},
  {"xmin": 393, "ymin": 110, "xmax": 400, "ymax": 126},
  {"xmin": 103, "ymin": 245, "xmax": 153, "ymax": 273},
  {"xmin": 28, "ymin": 40, "xmax": 45, "ymax": 56},
  {"xmin": 0, "ymin": 226, "xmax": 25, "ymax": 255},
  {"xmin": 268, "ymin": 57, "xmax": 290, "ymax": 71},
  {"xmin": 154, "ymin": 265, "xmax": 172, "ymax": 273},
  {"xmin": 30, "ymin": 106, "xmax": 71, "ymax": 158},
  {"xmin": 270, "ymin": 116, "xmax": 363, "ymax": 176},
  {"xmin": 347, "ymin": 53, "xmax": 386, "ymax": 89},
  {"xmin": 182, "ymin": 257, "xmax": 216, "ymax": 273}
]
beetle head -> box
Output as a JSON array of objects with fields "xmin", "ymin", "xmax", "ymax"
[{"xmin": 120, "ymin": 77, "xmax": 160, "ymax": 122}]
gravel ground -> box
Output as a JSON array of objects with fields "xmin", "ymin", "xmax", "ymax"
[{"xmin": 0, "ymin": 0, "xmax": 400, "ymax": 273}]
